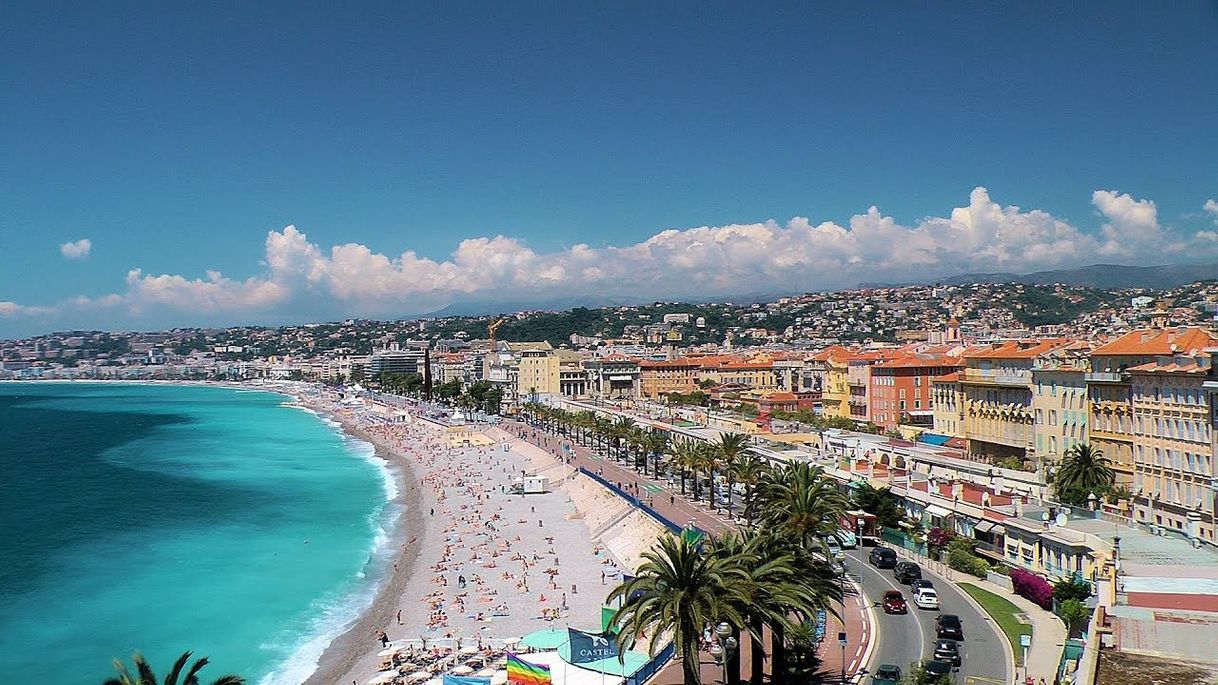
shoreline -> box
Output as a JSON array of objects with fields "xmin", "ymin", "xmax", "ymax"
[{"xmin": 299, "ymin": 406, "xmax": 433, "ymax": 685}]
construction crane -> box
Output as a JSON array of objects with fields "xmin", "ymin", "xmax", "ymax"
[{"xmin": 484, "ymin": 317, "xmax": 506, "ymax": 381}]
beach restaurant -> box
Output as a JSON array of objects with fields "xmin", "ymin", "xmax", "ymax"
[{"xmin": 368, "ymin": 628, "xmax": 656, "ymax": 685}]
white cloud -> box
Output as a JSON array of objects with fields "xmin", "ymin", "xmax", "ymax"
[
  {"xmin": 1205, "ymin": 199, "xmax": 1218, "ymax": 219},
  {"xmin": 59, "ymin": 238, "xmax": 92, "ymax": 260},
  {"xmin": 0, "ymin": 301, "xmax": 54, "ymax": 317},
  {"xmin": 7, "ymin": 188, "xmax": 1218, "ymax": 331}
]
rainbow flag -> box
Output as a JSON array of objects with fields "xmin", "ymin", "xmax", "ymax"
[{"xmin": 506, "ymin": 652, "xmax": 552, "ymax": 685}]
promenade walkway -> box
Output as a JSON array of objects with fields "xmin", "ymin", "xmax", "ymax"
[{"xmin": 506, "ymin": 418, "xmax": 871, "ymax": 684}]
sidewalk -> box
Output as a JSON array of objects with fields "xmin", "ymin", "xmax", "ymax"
[
  {"xmin": 968, "ymin": 575, "xmax": 1066, "ymax": 684},
  {"xmin": 510, "ymin": 418, "xmax": 873, "ymax": 683}
]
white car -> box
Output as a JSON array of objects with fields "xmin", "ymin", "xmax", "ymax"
[
  {"xmin": 912, "ymin": 588, "xmax": 940, "ymax": 610},
  {"xmin": 823, "ymin": 536, "xmax": 846, "ymax": 562}
]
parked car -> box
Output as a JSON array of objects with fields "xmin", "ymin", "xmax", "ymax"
[
  {"xmin": 936, "ymin": 614, "xmax": 964, "ymax": 640},
  {"xmin": 912, "ymin": 587, "xmax": 940, "ymax": 610},
  {"xmin": 923, "ymin": 658, "xmax": 954, "ymax": 680},
  {"xmin": 882, "ymin": 590, "xmax": 908, "ymax": 614},
  {"xmin": 894, "ymin": 561, "xmax": 923, "ymax": 584},
  {"xmin": 933, "ymin": 639, "xmax": 962, "ymax": 666},
  {"xmin": 824, "ymin": 536, "xmax": 846, "ymax": 562},
  {"xmin": 870, "ymin": 664, "xmax": 903, "ymax": 684},
  {"xmin": 834, "ymin": 529, "xmax": 859, "ymax": 549},
  {"xmin": 910, "ymin": 578, "xmax": 934, "ymax": 593},
  {"xmin": 869, "ymin": 547, "xmax": 897, "ymax": 569}
]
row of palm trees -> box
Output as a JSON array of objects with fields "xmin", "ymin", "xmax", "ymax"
[
  {"xmin": 521, "ymin": 404, "xmax": 772, "ymax": 522},
  {"xmin": 609, "ymin": 459, "xmax": 851, "ymax": 685}
]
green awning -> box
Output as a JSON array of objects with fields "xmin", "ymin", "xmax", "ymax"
[{"xmin": 520, "ymin": 628, "xmax": 569, "ymax": 650}]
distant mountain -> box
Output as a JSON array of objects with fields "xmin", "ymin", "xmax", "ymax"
[
  {"xmin": 420, "ymin": 294, "xmax": 654, "ymax": 318},
  {"xmin": 939, "ymin": 263, "xmax": 1218, "ymax": 289}
]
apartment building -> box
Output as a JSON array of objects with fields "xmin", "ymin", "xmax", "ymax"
[
  {"xmin": 639, "ymin": 358, "xmax": 701, "ymax": 398},
  {"xmin": 931, "ymin": 372, "xmax": 964, "ymax": 438},
  {"xmin": 1128, "ymin": 352, "xmax": 1216, "ymax": 542},
  {"xmin": 1088, "ymin": 328, "xmax": 1218, "ymax": 489},
  {"xmin": 959, "ymin": 340, "xmax": 1066, "ymax": 464},
  {"xmin": 1031, "ymin": 341, "xmax": 1091, "ymax": 469},
  {"xmin": 583, "ymin": 355, "xmax": 641, "ymax": 399},
  {"xmin": 870, "ymin": 352, "xmax": 963, "ymax": 430},
  {"xmin": 517, "ymin": 349, "xmax": 560, "ymax": 400}
]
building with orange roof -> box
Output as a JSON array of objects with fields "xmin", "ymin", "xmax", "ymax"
[
  {"xmin": 638, "ymin": 358, "xmax": 701, "ymax": 398},
  {"xmin": 1125, "ymin": 349, "xmax": 1216, "ymax": 544},
  {"xmin": 957, "ymin": 339, "xmax": 1071, "ymax": 465},
  {"xmin": 1030, "ymin": 340, "xmax": 1094, "ymax": 473},
  {"xmin": 1088, "ymin": 327, "xmax": 1218, "ymax": 490},
  {"xmin": 869, "ymin": 352, "xmax": 965, "ymax": 430}
]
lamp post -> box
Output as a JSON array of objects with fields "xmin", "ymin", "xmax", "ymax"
[{"xmin": 712, "ymin": 622, "xmax": 738, "ymax": 685}]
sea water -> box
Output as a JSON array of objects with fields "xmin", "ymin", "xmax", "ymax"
[{"xmin": 0, "ymin": 383, "xmax": 396, "ymax": 684}]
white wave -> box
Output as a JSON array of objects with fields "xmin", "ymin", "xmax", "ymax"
[{"xmin": 257, "ymin": 410, "xmax": 405, "ymax": 685}]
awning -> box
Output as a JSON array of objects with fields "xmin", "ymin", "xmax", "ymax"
[
  {"xmin": 974, "ymin": 520, "xmax": 995, "ymax": 534},
  {"xmin": 925, "ymin": 504, "xmax": 952, "ymax": 518}
]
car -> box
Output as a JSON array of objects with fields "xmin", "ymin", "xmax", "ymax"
[
  {"xmin": 894, "ymin": 561, "xmax": 923, "ymax": 584},
  {"xmin": 933, "ymin": 638, "xmax": 962, "ymax": 666},
  {"xmin": 869, "ymin": 547, "xmax": 897, "ymax": 569},
  {"xmin": 936, "ymin": 614, "xmax": 964, "ymax": 640},
  {"xmin": 910, "ymin": 578, "xmax": 934, "ymax": 593},
  {"xmin": 881, "ymin": 590, "xmax": 908, "ymax": 614},
  {"xmin": 824, "ymin": 536, "xmax": 846, "ymax": 562},
  {"xmin": 923, "ymin": 658, "xmax": 954, "ymax": 680},
  {"xmin": 870, "ymin": 664, "xmax": 903, "ymax": 684},
  {"xmin": 912, "ymin": 587, "xmax": 940, "ymax": 610}
]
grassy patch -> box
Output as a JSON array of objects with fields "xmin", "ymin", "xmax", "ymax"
[{"xmin": 958, "ymin": 582, "xmax": 1032, "ymax": 667}]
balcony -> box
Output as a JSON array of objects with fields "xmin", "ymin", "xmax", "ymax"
[
  {"xmin": 963, "ymin": 368, "xmax": 1032, "ymax": 387},
  {"xmin": 1086, "ymin": 371, "xmax": 1130, "ymax": 383}
]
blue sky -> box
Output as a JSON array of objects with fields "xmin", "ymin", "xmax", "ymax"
[{"xmin": 2, "ymin": 3, "xmax": 1218, "ymax": 336}]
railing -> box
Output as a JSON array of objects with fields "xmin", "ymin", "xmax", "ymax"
[
  {"xmin": 579, "ymin": 466, "xmax": 706, "ymax": 537},
  {"xmin": 626, "ymin": 642, "xmax": 675, "ymax": 685},
  {"xmin": 1085, "ymin": 371, "xmax": 1128, "ymax": 383}
]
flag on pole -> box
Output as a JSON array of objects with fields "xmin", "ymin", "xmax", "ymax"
[{"xmin": 506, "ymin": 652, "xmax": 552, "ymax": 685}]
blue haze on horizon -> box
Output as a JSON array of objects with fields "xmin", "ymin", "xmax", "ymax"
[{"xmin": 2, "ymin": 3, "xmax": 1218, "ymax": 336}]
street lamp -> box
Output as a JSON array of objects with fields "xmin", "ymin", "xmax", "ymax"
[{"xmin": 713, "ymin": 622, "xmax": 737, "ymax": 685}]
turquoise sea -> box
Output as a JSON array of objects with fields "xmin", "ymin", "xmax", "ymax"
[{"xmin": 0, "ymin": 383, "xmax": 396, "ymax": 684}]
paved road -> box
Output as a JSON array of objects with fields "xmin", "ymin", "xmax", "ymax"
[{"xmin": 847, "ymin": 549, "xmax": 1010, "ymax": 685}]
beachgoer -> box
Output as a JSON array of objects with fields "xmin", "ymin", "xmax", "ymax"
[{"xmin": 396, "ymin": 609, "xmax": 402, "ymax": 625}]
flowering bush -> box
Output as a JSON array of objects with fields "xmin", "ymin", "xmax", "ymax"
[
  {"xmin": 1009, "ymin": 567, "xmax": 1054, "ymax": 610},
  {"xmin": 927, "ymin": 527, "xmax": 955, "ymax": 548}
]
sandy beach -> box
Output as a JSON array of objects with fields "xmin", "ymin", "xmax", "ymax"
[{"xmin": 302, "ymin": 399, "xmax": 632, "ymax": 685}]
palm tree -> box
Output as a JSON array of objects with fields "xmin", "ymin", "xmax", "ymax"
[
  {"xmin": 593, "ymin": 416, "xmax": 614, "ymax": 455},
  {"xmin": 715, "ymin": 433, "xmax": 751, "ymax": 512},
  {"xmin": 627, "ymin": 426, "xmax": 649, "ymax": 472},
  {"xmin": 711, "ymin": 530, "xmax": 842, "ymax": 685},
  {"xmin": 756, "ymin": 462, "xmax": 849, "ymax": 549},
  {"xmin": 669, "ymin": 441, "xmax": 697, "ymax": 496},
  {"xmin": 1055, "ymin": 442, "xmax": 1116, "ymax": 506},
  {"xmin": 643, "ymin": 430, "xmax": 669, "ymax": 478},
  {"xmin": 608, "ymin": 535, "xmax": 751, "ymax": 685},
  {"xmin": 728, "ymin": 452, "xmax": 771, "ymax": 527},
  {"xmin": 105, "ymin": 651, "xmax": 243, "ymax": 685},
  {"xmin": 611, "ymin": 416, "xmax": 637, "ymax": 461}
]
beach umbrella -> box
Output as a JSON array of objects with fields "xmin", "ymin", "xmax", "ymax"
[
  {"xmin": 368, "ymin": 671, "xmax": 397, "ymax": 685},
  {"xmin": 475, "ymin": 669, "xmax": 496, "ymax": 678},
  {"xmin": 408, "ymin": 671, "xmax": 432, "ymax": 681},
  {"xmin": 460, "ymin": 645, "xmax": 479, "ymax": 655},
  {"xmin": 451, "ymin": 665, "xmax": 474, "ymax": 675},
  {"xmin": 490, "ymin": 671, "xmax": 508, "ymax": 685},
  {"xmin": 378, "ymin": 648, "xmax": 399, "ymax": 658}
]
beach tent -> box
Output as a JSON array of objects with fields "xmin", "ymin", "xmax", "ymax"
[{"xmin": 520, "ymin": 628, "xmax": 568, "ymax": 650}]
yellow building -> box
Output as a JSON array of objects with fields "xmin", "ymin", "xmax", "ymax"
[
  {"xmin": 639, "ymin": 359, "xmax": 701, "ymax": 399},
  {"xmin": 931, "ymin": 372, "xmax": 964, "ymax": 438},
  {"xmin": 959, "ymin": 340, "xmax": 1066, "ymax": 464},
  {"xmin": 1030, "ymin": 341, "xmax": 1092, "ymax": 473},
  {"xmin": 1088, "ymin": 328, "xmax": 1218, "ymax": 490},
  {"xmin": 1128, "ymin": 353, "xmax": 1216, "ymax": 543},
  {"xmin": 516, "ymin": 349, "xmax": 560, "ymax": 400}
]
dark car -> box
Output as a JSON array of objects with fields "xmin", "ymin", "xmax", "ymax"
[
  {"xmin": 869, "ymin": 547, "xmax": 897, "ymax": 569},
  {"xmin": 894, "ymin": 561, "xmax": 923, "ymax": 584},
  {"xmin": 923, "ymin": 659, "xmax": 954, "ymax": 680},
  {"xmin": 933, "ymin": 638, "xmax": 962, "ymax": 666},
  {"xmin": 870, "ymin": 664, "xmax": 903, "ymax": 684},
  {"xmin": 910, "ymin": 578, "xmax": 934, "ymax": 593},
  {"xmin": 882, "ymin": 590, "xmax": 908, "ymax": 614},
  {"xmin": 936, "ymin": 614, "xmax": 964, "ymax": 640}
]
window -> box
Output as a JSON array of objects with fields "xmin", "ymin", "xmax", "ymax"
[{"xmin": 1050, "ymin": 410, "xmax": 1057, "ymax": 426}]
